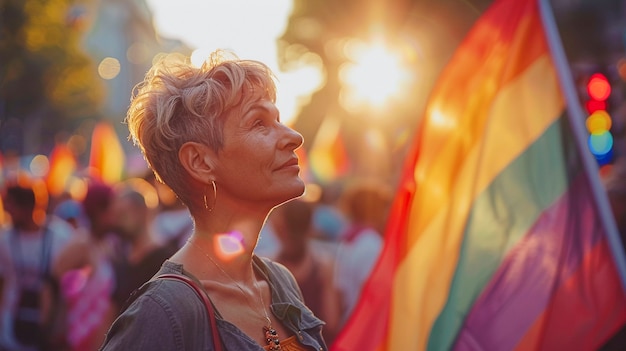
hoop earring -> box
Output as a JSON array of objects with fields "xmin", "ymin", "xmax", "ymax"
[{"xmin": 203, "ymin": 180, "xmax": 217, "ymax": 212}]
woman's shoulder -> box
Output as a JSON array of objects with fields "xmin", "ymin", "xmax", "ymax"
[
  {"xmin": 101, "ymin": 267, "xmax": 209, "ymax": 350},
  {"xmin": 101, "ymin": 279, "xmax": 201, "ymax": 350},
  {"xmin": 129, "ymin": 262, "xmax": 202, "ymax": 309}
]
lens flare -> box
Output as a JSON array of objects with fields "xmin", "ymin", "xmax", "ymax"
[{"xmin": 214, "ymin": 231, "xmax": 245, "ymax": 260}]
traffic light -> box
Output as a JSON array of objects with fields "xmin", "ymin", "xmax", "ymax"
[{"xmin": 584, "ymin": 72, "xmax": 613, "ymax": 165}]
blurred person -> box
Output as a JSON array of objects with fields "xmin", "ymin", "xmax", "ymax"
[
  {"xmin": 145, "ymin": 173, "xmax": 194, "ymax": 250},
  {"xmin": 254, "ymin": 219, "xmax": 282, "ymax": 259},
  {"xmin": 109, "ymin": 181, "xmax": 176, "ymax": 313},
  {"xmin": 269, "ymin": 198, "xmax": 342, "ymax": 345},
  {"xmin": 53, "ymin": 199, "xmax": 87, "ymax": 231},
  {"xmin": 100, "ymin": 51, "xmax": 327, "ymax": 350},
  {"xmin": 334, "ymin": 179, "xmax": 392, "ymax": 323},
  {"xmin": 52, "ymin": 181, "xmax": 118, "ymax": 351},
  {"xmin": 311, "ymin": 182, "xmax": 347, "ymax": 242},
  {"xmin": 0, "ymin": 179, "xmax": 73, "ymax": 351}
]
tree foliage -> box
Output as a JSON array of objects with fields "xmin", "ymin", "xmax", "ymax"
[{"xmin": 1, "ymin": 0, "xmax": 104, "ymax": 154}]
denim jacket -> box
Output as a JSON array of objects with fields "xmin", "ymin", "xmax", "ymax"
[{"xmin": 100, "ymin": 256, "xmax": 327, "ymax": 351}]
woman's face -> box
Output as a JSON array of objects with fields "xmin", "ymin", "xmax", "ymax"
[{"xmin": 212, "ymin": 95, "xmax": 305, "ymax": 209}]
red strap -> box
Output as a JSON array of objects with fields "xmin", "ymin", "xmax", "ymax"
[{"xmin": 157, "ymin": 274, "xmax": 223, "ymax": 351}]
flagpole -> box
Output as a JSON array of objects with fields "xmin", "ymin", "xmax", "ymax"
[{"xmin": 538, "ymin": 0, "xmax": 626, "ymax": 292}]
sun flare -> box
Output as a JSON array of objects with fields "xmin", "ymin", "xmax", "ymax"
[{"xmin": 340, "ymin": 40, "xmax": 410, "ymax": 111}]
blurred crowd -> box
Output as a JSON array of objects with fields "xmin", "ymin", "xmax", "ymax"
[{"xmin": 0, "ymin": 170, "xmax": 393, "ymax": 351}]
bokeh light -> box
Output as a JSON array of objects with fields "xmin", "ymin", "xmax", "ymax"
[
  {"xmin": 589, "ymin": 131, "xmax": 614, "ymax": 156},
  {"xmin": 68, "ymin": 177, "xmax": 88, "ymax": 201},
  {"xmin": 587, "ymin": 73, "xmax": 611, "ymax": 101},
  {"xmin": 586, "ymin": 110, "xmax": 612, "ymax": 133},
  {"xmin": 29, "ymin": 154, "xmax": 49, "ymax": 178},
  {"xmin": 585, "ymin": 99, "xmax": 606, "ymax": 113},
  {"xmin": 127, "ymin": 42, "xmax": 151, "ymax": 64},
  {"xmin": 98, "ymin": 57, "xmax": 121, "ymax": 80}
]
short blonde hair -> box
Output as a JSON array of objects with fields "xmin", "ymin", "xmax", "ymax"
[{"xmin": 126, "ymin": 50, "xmax": 277, "ymax": 206}]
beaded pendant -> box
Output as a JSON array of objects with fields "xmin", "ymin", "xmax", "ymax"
[{"xmin": 264, "ymin": 326, "xmax": 282, "ymax": 350}]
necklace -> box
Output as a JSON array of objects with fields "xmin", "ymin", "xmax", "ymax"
[{"xmin": 188, "ymin": 239, "xmax": 282, "ymax": 350}]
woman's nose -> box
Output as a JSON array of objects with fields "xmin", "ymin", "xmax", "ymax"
[{"xmin": 279, "ymin": 124, "xmax": 304, "ymax": 150}]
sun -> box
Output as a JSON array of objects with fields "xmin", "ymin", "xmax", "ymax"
[{"xmin": 339, "ymin": 40, "xmax": 410, "ymax": 112}]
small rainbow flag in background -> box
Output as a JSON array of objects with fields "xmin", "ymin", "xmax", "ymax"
[
  {"xmin": 46, "ymin": 143, "xmax": 77, "ymax": 197},
  {"xmin": 89, "ymin": 121, "xmax": 125, "ymax": 184},
  {"xmin": 331, "ymin": 0, "xmax": 626, "ymax": 350},
  {"xmin": 309, "ymin": 116, "xmax": 351, "ymax": 184}
]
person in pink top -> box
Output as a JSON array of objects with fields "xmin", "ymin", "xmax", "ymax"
[{"xmin": 53, "ymin": 181, "xmax": 118, "ymax": 351}]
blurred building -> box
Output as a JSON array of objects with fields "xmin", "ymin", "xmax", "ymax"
[
  {"xmin": 0, "ymin": 0, "xmax": 191, "ymax": 178},
  {"xmin": 80, "ymin": 0, "xmax": 191, "ymax": 158},
  {"xmin": 82, "ymin": 0, "xmax": 191, "ymax": 118}
]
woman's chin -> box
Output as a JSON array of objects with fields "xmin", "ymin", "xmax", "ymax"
[{"xmin": 275, "ymin": 180, "xmax": 306, "ymax": 205}]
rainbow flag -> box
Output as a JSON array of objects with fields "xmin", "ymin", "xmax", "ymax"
[
  {"xmin": 309, "ymin": 116, "xmax": 350, "ymax": 183},
  {"xmin": 89, "ymin": 121, "xmax": 125, "ymax": 184},
  {"xmin": 331, "ymin": 0, "xmax": 626, "ymax": 350},
  {"xmin": 46, "ymin": 143, "xmax": 78, "ymax": 196}
]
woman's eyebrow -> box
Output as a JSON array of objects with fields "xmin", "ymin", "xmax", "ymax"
[
  {"xmin": 243, "ymin": 102, "xmax": 278, "ymax": 121},
  {"xmin": 242, "ymin": 104, "xmax": 266, "ymax": 119}
]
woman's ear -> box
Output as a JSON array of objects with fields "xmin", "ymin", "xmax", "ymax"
[{"xmin": 178, "ymin": 142, "xmax": 215, "ymax": 183}]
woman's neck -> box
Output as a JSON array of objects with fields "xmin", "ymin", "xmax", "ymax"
[
  {"xmin": 184, "ymin": 230, "xmax": 261, "ymax": 281},
  {"xmin": 181, "ymin": 203, "xmax": 270, "ymax": 281}
]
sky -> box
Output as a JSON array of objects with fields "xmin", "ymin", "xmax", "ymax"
[{"xmin": 144, "ymin": 0, "xmax": 322, "ymax": 125}]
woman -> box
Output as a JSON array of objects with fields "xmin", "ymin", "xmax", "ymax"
[{"xmin": 100, "ymin": 51, "xmax": 327, "ymax": 351}]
